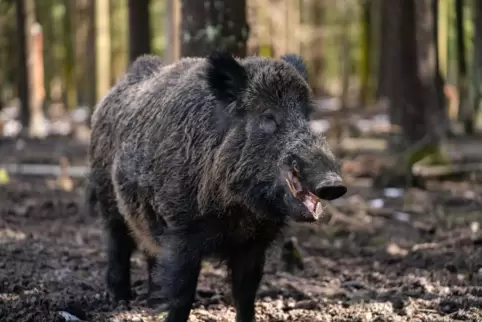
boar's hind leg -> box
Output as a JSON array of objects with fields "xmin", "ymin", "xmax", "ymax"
[
  {"xmin": 149, "ymin": 234, "xmax": 203, "ymax": 322},
  {"xmin": 229, "ymin": 249, "xmax": 266, "ymax": 322},
  {"xmin": 97, "ymin": 188, "xmax": 136, "ymax": 302}
]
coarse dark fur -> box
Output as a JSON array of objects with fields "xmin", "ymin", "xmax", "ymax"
[{"xmin": 88, "ymin": 51, "xmax": 346, "ymax": 322}]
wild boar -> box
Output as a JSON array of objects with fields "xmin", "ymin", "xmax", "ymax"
[{"xmin": 87, "ymin": 50, "xmax": 347, "ymax": 322}]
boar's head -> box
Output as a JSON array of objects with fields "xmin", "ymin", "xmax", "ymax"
[{"xmin": 205, "ymin": 51, "xmax": 347, "ymax": 222}]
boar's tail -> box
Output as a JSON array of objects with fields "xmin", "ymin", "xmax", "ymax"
[
  {"xmin": 85, "ymin": 178, "xmax": 98, "ymax": 217},
  {"xmin": 127, "ymin": 54, "xmax": 163, "ymax": 83}
]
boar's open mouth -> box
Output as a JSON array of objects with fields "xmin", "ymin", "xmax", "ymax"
[{"xmin": 283, "ymin": 163, "xmax": 324, "ymax": 222}]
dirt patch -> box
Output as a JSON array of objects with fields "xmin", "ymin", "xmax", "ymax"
[{"xmin": 1, "ymin": 137, "xmax": 482, "ymax": 322}]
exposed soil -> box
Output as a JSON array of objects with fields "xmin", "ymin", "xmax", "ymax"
[{"xmin": 1, "ymin": 137, "xmax": 482, "ymax": 322}]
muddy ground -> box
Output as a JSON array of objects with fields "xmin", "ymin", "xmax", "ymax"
[{"xmin": 1, "ymin": 137, "xmax": 482, "ymax": 322}]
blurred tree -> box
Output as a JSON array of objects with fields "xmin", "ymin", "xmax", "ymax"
[
  {"xmin": 111, "ymin": 0, "xmax": 128, "ymax": 83},
  {"xmin": 308, "ymin": 0, "xmax": 325, "ymax": 95},
  {"xmin": 384, "ymin": 0, "xmax": 446, "ymax": 149},
  {"xmin": 128, "ymin": 0, "xmax": 150, "ymax": 63},
  {"xmin": 75, "ymin": 0, "xmax": 96, "ymax": 107},
  {"xmin": 376, "ymin": 0, "xmax": 397, "ymax": 101},
  {"xmin": 455, "ymin": 0, "xmax": 472, "ymax": 133},
  {"xmin": 180, "ymin": 0, "xmax": 250, "ymax": 57},
  {"xmin": 433, "ymin": 0, "xmax": 445, "ymax": 120},
  {"xmin": 95, "ymin": 0, "xmax": 110, "ymax": 101},
  {"xmin": 438, "ymin": 0, "xmax": 449, "ymax": 80},
  {"xmin": 375, "ymin": 0, "xmax": 448, "ymax": 188},
  {"xmin": 164, "ymin": 0, "xmax": 180, "ymax": 63},
  {"xmin": 472, "ymin": 0, "xmax": 482, "ymax": 127},
  {"xmin": 63, "ymin": 0, "xmax": 76, "ymax": 111},
  {"xmin": 15, "ymin": 0, "xmax": 32, "ymax": 128},
  {"xmin": 359, "ymin": 0, "xmax": 373, "ymax": 106},
  {"xmin": 0, "ymin": 1, "xmax": 15, "ymax": 110},
  {"xmin": 36, "ymin": 0, "xmax": 54, "ymax": 106}
]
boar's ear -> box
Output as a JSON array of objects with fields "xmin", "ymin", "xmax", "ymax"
[
  {"xmin": 280, "ymin": 54, "xmax": 308, "ymax": 81},
  {"xmin": 206, "ymin": 50, "xmax": 248, "ymax": 106}
]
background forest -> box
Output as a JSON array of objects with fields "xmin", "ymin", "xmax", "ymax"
[{"xmin": 1, "ymin": 1, "xmax": 482, "ymax": 322}]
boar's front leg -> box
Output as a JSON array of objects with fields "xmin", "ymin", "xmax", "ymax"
[
  {"xmin": 229, "ymin": 248, "xmax": 266, "ymax": 322},
  {"xmin": 149, "ymin": 234, "xmax": 203, "ymax": 322}
]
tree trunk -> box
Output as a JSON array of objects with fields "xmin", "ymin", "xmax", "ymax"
[
  {"xmin": 128, "ymin": 0, "xmax": 150, "ymax": 63},
  {"xmin": 455, "ymin": 0, "xmax": 472, "ymax": 133},
  {"xmin": 432, "ymin": 0, "xmax": 446, "ymax": 129},
  {"xmin": 308, "ymin": 0, "xmax": 324, "ymax": 95},
  {"xmin": 86, "ymin": 0, "xmax": 96, "ymax": 110},
  {"xmin": 36, "ymin": 0, "xmax": 54, "ymax": 107},
  {"xmin": 15, "ymin": 0, "xmax": 31, "ymax": 129},
  {"xmin": 473, "ymin": 0, "xmax": 482, "ymax": 127},
  {"xmin": 29, "ymin": 22, "xmax": 47, "ymax": 138},
  {"xmin": 376, "ymin": 0, "xmax": 399, "ymax": 101},
  {"xmin": 164, "ymin": 0, "xmax": 180, "ymax": 64},
  {"xmin": 111, "ymin": 0, "xmax": 128, "ymax": 83},
  {"xmin": 63, "ymin": 0, "xmax": 76, "ymax": 111},
  {"xmin": 75, "ymin": 0, "xmax": 91, "ymax": 106},
  {"xmin": 438, "ymin": 0, "xmax": 448, "ymax": 79},
  {"xmin": 180, "ymin": 0, "xmax": 249, "ymax": 57},
  {"xmin": 95, "ymin": 0, "xmax": 111, "ymax": 101},
  {"xmin": 387, "ymin": 0, "xmax": 444, "ymax": 147},
  {"xmin": 359, "ymin": 0, "xmax": 372, "ymax": 106}
]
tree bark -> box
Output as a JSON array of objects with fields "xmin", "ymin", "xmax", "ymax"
[
  {"xmin": 63, "ymin": 0, "xmax": 76, "ymax": 111},
  {"xmin": 376, "ymin": 0, "xmax": 399, "ymax": 102},
  {"xmin": 359, "ymin": 0, "xmax": 372, "ymax": 106},
  {"xmin": 164, "ymin": 0, "xmax": 180, "ymax": 64},
  {"xmin": 455, "ymin": 0, "xmax": 472, "ymax": 133},
  {"xmin": 128, "ymin": 0, "xmax": 150, "ymax": 63},
  {"xmin": 180, "ymin": 0, "xmax": 249, "ymax": 57},
  {"xmin": 473, "ymin": 0, "xmax": 482, "ymax": 126},
  {"xmin": 95, "ymin": 0, "xmax": 110, "ymax": 101},
  {"xmin": 15, "ymin": 0, "xmax": 31, "ymax": 128},
  {"xmin": 308, "ymin": 0, "xmax": 324, "ymax": 95},
  {"xmin": 385, "ymin": 0, "xmax": 444, "ymax": 147}
]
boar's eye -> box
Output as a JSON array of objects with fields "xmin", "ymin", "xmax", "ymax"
[{"xmin": 259, "ymin": 114, "xmax": 278, "ymax": 133}]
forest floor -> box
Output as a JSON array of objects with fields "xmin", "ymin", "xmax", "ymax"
[{"xmin": 1, "ymin": 136, "xmax": 482, "ymax": 322}]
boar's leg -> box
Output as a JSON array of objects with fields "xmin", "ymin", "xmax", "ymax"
[
  {"xmin": 146, "ymin": 255, "xmax": 156, "ymax": 297},
  {"xmin": 229, "ymin": 248, "xmax": 266, "ymax": 322},
  {"xmin": 149, "ymin": 234, "xmax": 203, "ymax": 322},
  {"xmin": 98, "ymin": 195, "xmax": 136, "ymax": 302}
]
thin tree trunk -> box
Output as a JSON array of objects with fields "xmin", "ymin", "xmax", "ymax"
[
  {"xmin": 455, "ymin": 0, "xmax": 472, "ymax": 133},
  {"xmin": 15, "ymin": 0, "xmax": 31, "ymax": 129},
  {"xmin": 432, "ymin": 0, "xmax": 447, "ymax": 131},
  {"xmin": 128, "ymin": 0, "xmax": 151, "ymax": 63},
  {"xmin": 473, "ymin": 0, "xmax": 482, "ymax": 127},
  {"xmin": 29, "ymin": 22, "xmax": 47, "ymax": 138},
  {"xmin": 164, "ymin": 0, "xmax": 180, "ymax": 64},
  {"xmin": 86, "ymin": 0, "xmax": 96, "ymax": 110},
  {"xmin": 377, "ymin": 0, "xmax": 398, "ymax": 102},
  {"xmin": 75, "ymin": 0, "xmax": 90, "ymax": 106},
  {"xmin": 309, "ymin": 0, "xmax": 324, "ymax": 95},
  {"xmin": 37, "ymin": 0, "xmax": 54, "ymax": 107},
  {"xmin": 438, "ymin": 0, "xmax": 448, "ymax": 80},
  {"xmin": 63, "ymin": 0, "xmax": 76, "ymax": 111},
  {"xmin": 359, "ymin": 0, "xmax": 372, "ymax": 106},
  {"xmin": 95, "ymin": 0, "xmax": 111, "ymax": 101},
  {"xmin": 111, "ymin": 0, "xmax": 128, "ymax": 83}
]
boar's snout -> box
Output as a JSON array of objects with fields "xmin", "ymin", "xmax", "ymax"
[
  {"xmin": 279, "ymin": 141, "xmax": 347, "ymax": 223},
  {"xmin": 314, "ymin": 177, "xmax": 347, "ymax": 201}
]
